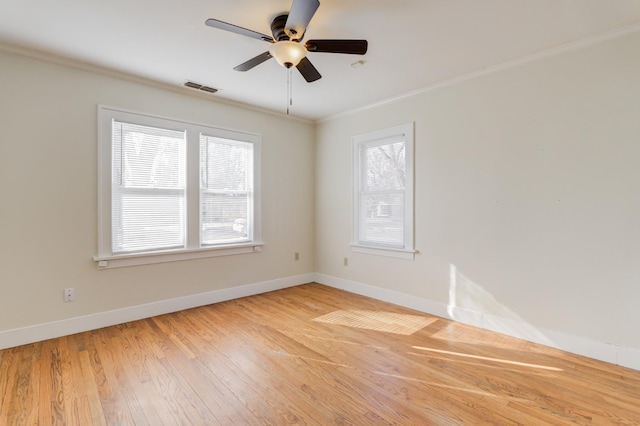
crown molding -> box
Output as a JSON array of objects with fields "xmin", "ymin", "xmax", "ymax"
[
  {"xmin": 0, "ymin": 41, "xmax": 313, "ymax": 125},
  {"xmin": 320, "ymin": 22, "xmax": 640, "ymax": 124}
]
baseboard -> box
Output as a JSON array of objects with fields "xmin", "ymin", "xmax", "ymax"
[
  {"xmin": 3, "ymin": 272, "xmax": 638, "ymax": 371},
  {"xmin": 313, "ymin": 273, "xmax": 640, "ymax": 371},
  {"xmin": 0, "ymin": 273, "xmax": 314, "ymax": 350}
]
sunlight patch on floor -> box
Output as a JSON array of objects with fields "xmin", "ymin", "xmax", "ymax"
[
  {"xmin": 285, "ymin": 331, "xmax": 389, "ymax": 350},
  {"xmin": 313, "ymin": 310, "xmax": 436, "ymax": 335},
  {"xmin": 373, "ymin": 371, "xmax": 496, "ymax": 397},
  {"xmin": 412, "ymin": 346, "xmax": 563, "ymax": 371}
]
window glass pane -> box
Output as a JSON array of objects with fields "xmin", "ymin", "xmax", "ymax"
[
  {"xmin": 114, "ymin": 122, "xmax": 186, "ymax": 189},
  {"xmin": 113, "ymin": 192, "xmax": 185, "ymax": 252},
  {"xmin": 200, "ymin": 135, "xmax": 252, "ymax": 245},
  {"xmin": 112, "ymin": 121, "xmax": 186, "ymax": 253},
  {"xmin": 201, "ymin": 138, "xmax": 250, "ymax": 191},
  {"xmin": 365, "ymin": 141, "xmax": 405, "ymax": 192},
  {"xmin": 361, "ymin": 192, "xmax": 405, "ymax": 246},
  {"xmin": 201, "ymin": 193, "xmax": 249, "ymax": 243},
  {"xmin": 359, "ymin": 139, "xmax": 406, "ymax": 247}
]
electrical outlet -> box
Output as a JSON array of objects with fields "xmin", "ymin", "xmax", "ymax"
[
  {"xmin": 64, "ymin": 288, "xmax": 75, "ymax": 302},
  {"xmin": 343, "ymin": 257, "xmax": 349, "ymax": 266},
  {"xmin": 294, "ymin": 252, "xmax": 299, "ymax": 261}
]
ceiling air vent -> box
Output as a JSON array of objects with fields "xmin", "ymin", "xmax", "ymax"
[{"xmin": 184, "ymin": 81, "xmax": 218, "ymax": 94}]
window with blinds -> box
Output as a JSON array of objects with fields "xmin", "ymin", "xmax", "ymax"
[
  {"xmin": 96, "ymin": 106, "xmax": 262, "ymax": 268},
  {"xmin": 352, "ymin": 123, "xmax": 415, "ymax": 259},
  {"xmin": 200, "ymin": 135, "xmax": 253, "ymax": 245},
  {"xmin": 112, "ymin": 121, "xmax": 186, "ymax": 254}
]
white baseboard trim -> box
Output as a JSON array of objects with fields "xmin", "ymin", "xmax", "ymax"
[
  {"xmin": 0, "ymin": 273, "xmax": 314, "ymax": 351},
  {"xmin": 313, "ymin": 273, "xmax": 640, "ymax": 371},
  {"xmin": 3, "ymin": 272, "xmax": 638, "ymax": 371}
]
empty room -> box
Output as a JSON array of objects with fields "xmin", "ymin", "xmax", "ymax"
[{"xmin": 1, "ymin": 0, "xmax": 639, "ymax": 424}]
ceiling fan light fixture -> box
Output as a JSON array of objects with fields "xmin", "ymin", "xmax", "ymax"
[{"xmin": 269, "ymin": 41, "xmax": 307, "ymax": 68}]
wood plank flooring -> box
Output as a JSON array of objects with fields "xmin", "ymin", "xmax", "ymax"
[{"xmin": 1, "ymin": 283, "xmax": 639, "ymax": 425}]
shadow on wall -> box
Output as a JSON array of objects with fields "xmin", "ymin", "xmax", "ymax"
[{"xmin": 447, "ymin": 264, "xmax": 552, "ymax": 346}]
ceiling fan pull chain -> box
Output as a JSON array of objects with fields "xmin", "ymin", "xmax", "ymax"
[
  {"xmin": 290, "ymin": 67, "xmax": 294, "ymax": 107},
  {"xmin": 287, "ymin": 66, "xmax": 293, "ymax": 115}
]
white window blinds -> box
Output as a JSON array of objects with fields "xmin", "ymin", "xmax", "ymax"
[
  {"xmin": 200, "ymin": 135, "xmax": 253, "ymax": 245},
  {"xmin": 111, "ymin": 121, "xmax": 186, "ymax": 254}
]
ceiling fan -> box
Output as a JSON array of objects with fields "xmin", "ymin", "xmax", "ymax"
[{"xmin": 205, "ymin": 0, "xmax": 368, "ymax": 83}]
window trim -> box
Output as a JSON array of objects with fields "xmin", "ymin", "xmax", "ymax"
[
  {"xmin": 95, "ymin": 105, "xmax": 262, "ymax": 269},
  {"xmin": 351, "ymin": 122, "xmax": 415, "ymax": 260}
]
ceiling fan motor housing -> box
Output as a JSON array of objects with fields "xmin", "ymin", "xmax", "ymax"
[{"xmin": 271, "ymin": 14, "xmax": 291, "ymax": 42}]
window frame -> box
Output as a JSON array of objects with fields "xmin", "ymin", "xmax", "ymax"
[
  {"xmin": 199, "ymin": 134, "xmax": 255, "ymax": 247},
  {"xmin": 95, "ymin": 105, "xmax": 262, "ymax": 269},
  {"xmin": 352, "ymin": 122, "xmax": 415, "ymax": 260},
  {"xmin": 110, "ymin": 121, "xmax": 188, "ymax": 255}
]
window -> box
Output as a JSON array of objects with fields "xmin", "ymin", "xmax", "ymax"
[
  {"xmin": 352, "ymin": 123, "xmax": 415, "ymax": 259},
  {"xmin": 96, "ymin": 106, "xmax": 261, "ymax": 268},
  {"xmin": 111, "ymin": 122, "xmax": 187, "ymax": 254},
  {"xmin": 200, "ymin": 135, "xmax": 253, "ymax": 245}
]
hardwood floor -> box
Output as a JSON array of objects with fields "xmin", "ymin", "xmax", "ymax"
[{"xmin": 1, "ymin": 283, "xmax": 639, "ymax": 425}]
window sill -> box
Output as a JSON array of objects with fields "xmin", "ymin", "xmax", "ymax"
[
  {"xmin": 350, "ymin": 244, "xmax": 416, "ymax": 260},
  {"xmin": 93, "ymin": 242, "xmax": 265, "ymax": 269}
]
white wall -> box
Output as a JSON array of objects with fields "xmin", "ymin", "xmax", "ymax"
[
  {"xmin": 316, "ymin": 31, "xmax": 640, "ymax": 357},
  {"xmin": 0, "ymin": 50, "xmax": 315, "ymax": 338}
]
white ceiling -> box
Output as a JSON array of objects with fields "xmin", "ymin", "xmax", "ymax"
[{"xmin": 1, "ymin": 0, "xmax": 640, "ymax": 121}]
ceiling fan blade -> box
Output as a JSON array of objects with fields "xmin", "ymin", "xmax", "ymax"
[
  {"xmin": 234, "ymin": 51, "xmax": 273, "ymax": 72},
  {"xmin": 205, "ymin": 19, "xmax": 274, "ymax": 43},
  {"xmin": 305, "ymin": 39, "xmax": 368, "ymax": 55},
  {"xmin": 296, "ymin": 57, "xmax": 322, "ymax": 82},
  {"xmin": 285, "ymin": 0, "xmax": 320, "ymax": 40}
]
